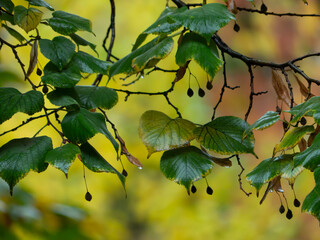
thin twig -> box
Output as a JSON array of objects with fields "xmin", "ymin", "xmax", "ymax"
[
  {"xmin": 237, "ymin": 7, "xmax": 320, "ymax": 18},
  {"xmin": 235, "ymin": 155, "xmax": 252, "ymax": 197}
]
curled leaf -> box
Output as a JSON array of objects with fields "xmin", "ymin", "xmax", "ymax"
[
  {"xmin": 26, "ymin": 40, "xmax": 38, "ymax": 78},
  {"xmin": 271, "ymin": 70, "xmax": 291, "ymax": 107},
  {"xmin": 298, "ymin": 138, "xmax": 307, "ymax": 152},
  {"xmin": 226, "ymin": 0, "xmax": 238, "ymax": 14},
  {"xmin": 118, "ymin": 135, "xmax": 143, "ymax": 168},
  {"xmin": 294, "ymin": 74, "xmax": 314, "ymax": 100}
]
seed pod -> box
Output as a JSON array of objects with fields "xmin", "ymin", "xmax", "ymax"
[
  {"xmin": 279, "ymin": 205, "xmax": 285, "ymax": 214},
  {"xmin": 122, "ymin": 169, "xmax": 128, "ymax": 177},
  {"xmin": 191, "ymin": 185, "xmax": 197, "ymax": 194},
  {"xmin": 233, "ymin": 23, "xmax": 240, "ymax": 32},
  {"xmin": 42, "ymin": 85, "xmax": 48, "ymax": 94},
  {"xmin": 206, "ymin": 81, "xmax": 213, "ymax": 90},
  {"xmin": 36, "ymin": 68, "xmax": 42, "ymax": 76},
  {"xmin": 187, "ymin": 88, "xmax": 194, "ymax": 97},
  {"xmin": 294, "ymin": 198, "xmax": 301, "ymax": 207},
  {"xmin": 260, "ymin": 3, "xmax": 268, "ymax": 12},
  {"xmin": 286, "ymin": 209, "xmax": 293, "ymax": 219},
  {"xmin": 198, "ymin": 88, "xmax": 205, "ymax": 97},
  {"xmin": 300, "ymin": 117, "xmax": 307, "ymax": 126},
  {"xmin": 85, "ymin": 191, "xmax": 92, "ymax": 202},
  {"xmin": 206, "ymin": 186, "xmax": 213, "ymax": 195}
]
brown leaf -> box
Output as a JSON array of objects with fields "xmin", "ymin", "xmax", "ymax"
[
  {"xmin": 308, "ymin": 125, "xmax": 320, "ymax": 147},
  {"xmin": 298, "ymin": 138, "xmax": 307, "ymax": 152},
  {"xmin": 118, "ymin": 135, "xmax": 143, "ymax": 168},
  {"xmin": 174, "ymin": 61, "xmax": 189, "ymax": 82},
  {"xmin": 26, "ymin": 40, "xmax": 38, "ymax": 78},
  {"xmin": 260, "ymin": 176, "xmax": 282, "ymax": 204},
  {"xmin": 226, "ymin": 0, "xmax": 238, "ymax": 14},
  {"xmin": 293, "ymin": 74, "xmax": 314, "ymax": 100},
  {"xmin": 200, "ymin": 146, "xmax": 232, "ymax": 167},
  {"xmin": 271, "ymin": 70, "xmax": 291, "ymax": 107}
]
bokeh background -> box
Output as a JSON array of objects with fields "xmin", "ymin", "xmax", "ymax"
[{"xmin": 1, "ymin": 0, "xmax": 320, "ymax": 239}]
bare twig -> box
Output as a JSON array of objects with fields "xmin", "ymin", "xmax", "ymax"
[
  {"xmin": 235, "ymin": 155, "xmax": 252, "ymax": 197},
  {"xmin": 237, "ymin": 7, "xmax": 320, "ymax": 18}
]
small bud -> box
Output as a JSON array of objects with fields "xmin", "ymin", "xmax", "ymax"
[
  {"xmin": 187, "ymin": 88, "xmax": 194, "ymax": 97},
  {"xmin": 294, "ymin": 198, "xmax": 301, "ymax": 208},
  {"xmin": 198, "ymin": 88, "xmax": 205, "ymax": 97},
  {"xmin": 300, "ymin": 117, "xmax": 307, "ymax": 126},
  {"xmin": 85, "ymin": 191, "xmax": 92, "ymax": 202},
  {"xmin": 42, "ymin": 85, "xmax": 48, "ymax": 94},
  {"xmin": 206, "ymin": 81, "xmax": 213, "ymax": 90},
  {"xmin": 191, "ymin": 185, "xmax": 197, "ymax": 194},
  {"xmin": 233, "ymin": 23, "xmax": 240, "ymax": 32},
  {"xmin": 279, "ymin": 205, "xmax": 285, "ymax": 214},
  {"xmin": 260, "ymin": 3, "xmax": 268, "ymax": 12},
  {"xmin": 286, "ymin": 209, "xmax": 293, "ymax": 219},
  {"xmin": 122, "ymin": 169, "xmax": 128, "ymax": 177},
  {"xmin": 36, "ymin": 68, "xmax": 42, "ymax": 76},
  {"xmin": 206, "ymin": 186, "xmax": 213, "ymax": 195}
]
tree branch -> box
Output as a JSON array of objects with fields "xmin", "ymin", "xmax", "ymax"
[{"xmin": 237, "ymin": 7, "xmax": 320, "ymax": 17}]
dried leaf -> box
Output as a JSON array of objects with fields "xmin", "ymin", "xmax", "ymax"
[
  {"xmin": 26, "ymin": 40, "xmax": 38, "ymax": 78},
  {"xmin": 298, "ymin": 138, "xmax": 307, "ymax": 152},
  {"xmin": 308, "ymin": 125, "xmax": 320, "ymax": 147},
  {"xmin": 294, "ymin": 74, "xmax": 314, "ymax": 100},
  {"xmin": 271, "ymin": 70, "xmax": 291, "ymax": 107},
  {"xmin": 260, "ymin": 176, "xmax": 282, "ymax": 204},
  {"xmin": 226, "ymin": 0, "xmax": 238, "ymax": 14},
  {"xmin": 174, "ymin": 61, "xmax": 189, "ymax": 82},
  {"xmin": 200, "ymin": 146, "xmax": 232, "ymax": 167},
  {"xmin": 118, "ymin": 135, "xmax": 143, "ymax": 168}
]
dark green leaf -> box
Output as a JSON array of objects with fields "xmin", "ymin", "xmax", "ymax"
[
  {"xmin": 69, "ymin": 33, "xmax": 97, "ymax": 53},
  {"xmin": 48, "ymin": 11, "xmax": 92, "ymax": 35},
  {"xmin": 80, "ymin": 142, "xmax": 125, "ymax": 189},
  {"xmin": 0, "ymin": 0, "xmax": 14, "ymax": 13},
  {"xmin": 3, "ymin": 25, "xmax": 27, "ymax": 43},
  {"xmin": 132, "ymin": 33, "xmax": 148, "ymax": 52},
  {"xmin": 139, "ymin": 110, "xmax": 196, "ymax": 157},
  {"xmin": 14, "ymin": 6, "xmax": 43, "ymax": 33},
  {"xmin": 72, "ymin": 51, "xmax": 110, "ymax": 74},
  {"xmin": 0, "ymin": 136, "xmax": 52, "ymax": 194},
  {"xmin": 61, "ymin": 108, "xmax": 119, "ymax": 153},
  {"xmin": 26, "ymin": 0, "xmax": 54, "ymax": 11},
  {"xmin": 160, "ymin": 146, "xmax": 213, "ymax": 193},
  {"xmin": 41, "ymin": 61, "xmax": 81, "ymax": 88},
  {"xmin": 132, "ymin": 37, "xmax": 174, "ymax": 72},
  {"xmin": 194, "ymin": 116, "xmax": 256, "ymax": 156},
  {"xmin": 0, "ymin": 88, "xmax": 44, "ymax": 124},
  {"xmin": 176, "ymin": 32, "xmax": 222, "ymax": 79},
  {"xmin": 170, "ymin": 3, "xmax": 235, "ymax": 41},
  {"xmin": 46, "ymin": 88, "xmax": 80, "ymax": 107},
  {"xmin": 39, "ymin": 36, "xmax": 75, "ymax": 71},
  {"xmin": 75, "ymin": 86, "xmax": 118, "ymax": 110},
  {"xmin": 45, "ymin": 144, "xmax": 80, "ymax": 177},
  {"xmin": 274, "ymin": 125, "xmax": 314, "ymax": 153},
  {"xmin": 246, "ymin": 154, "xmax": 296, "ymax": 192},
  {"xmin": 286, "ymin": 96, "xmax": 320, "ymax": 123},
  {"xmin": 243, "ymin": 111, "xmax": 280, "ymax": 138},
  {"xmin": 294, "ymin": 134, "xmax": 320, "ymax": 171},
  {"xmin": 302, "ymin": 167, "xmax": 320, "ymax": 222},
  {"xmin": 0, "ymin": 11, "xmax": 15, "ymax": 24}
]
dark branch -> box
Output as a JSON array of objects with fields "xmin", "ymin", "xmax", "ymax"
[
  {"xmin": 235, "ymin": 155, "xmax": 252, "ymax": 197},
  {"xmin": 171, "ymin": 0, "xmax": 187, "ymax": 8},
  {"xmin": 237, "ymin": 7, "xmax": 320, "ymax": 17}
]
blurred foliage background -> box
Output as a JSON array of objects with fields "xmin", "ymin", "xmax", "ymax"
[{"xmin": 1, "ymin": 0, "xmax": 320, "ymax": 239}]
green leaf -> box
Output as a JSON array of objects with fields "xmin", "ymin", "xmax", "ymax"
[
  {"xmin": 110, "ymin": 37, "xmax": 164, "ymax": 77},
  {"xmin": 170, "ymin": 3, "xmax": 235, "ymax": 41},
  {"xmin": 80, "ymin": 142, "xmax": 125, "ymax": 189},
  {"xmin": 194, "ymin": 116, "xmax": 256, "ymax": 156},
  {"xmin": 246, "ymin": 154, "xmax": 296, "ymax": 192},
  {"xmin": 244, "ymin": 111, "xmax": 280, "ymax": 138},
  {"xmin": 274, "ymin": 125, "xmax": 314, "ymax": 153},
  {"xmin": 61, "ymin": 108, "xmax": 119, "ymax": 153},
  {"xmin": 26, "ymin": 0, "xmax": 54, "ymax": 11},
  {"xmin": 160, "ymin": 146, "xmax": 213, "ymax": 193},
  {"xmin": 0, "ymin": 11, "xmax": 15, "ymax": 24},
  {"xmin": 14, "ymin": 6, "xmax": 43, "ymax": 33},
  {"xmin": 286, "ymin": 96, "xmax": 320, "ymax": 123},
  {"xmin": 45, "ymin": 144, "xmax": 80, "ymax": 177},
  {"xmin": 72, "ymin": 51, "xmax": 110, "ymax": 74},
  {"xmin": 39, "ymin": 36, "xmax": 76, "ymax": 71},
  {"xmin": 139, "ymin": 110, "xmax": 196, "ymax": 157},
  {"xmin": 3, "ymin": 25, "xmax": 27, "ymax": 43},
  {"xmin": 69, "ymin": 33, "xmax": 97, "ymax": 53},
  {"xmin": 132, "ymin": 37, "xmax": 174, "ymax": 72},
  {"xmin": 41, "ymin": 61, "xmax": 81, "ymax": 88},
  {"xmin": 48, "ymin": 11, "xmax": 92, "ymax": 35},
  {"xmin": 46, "ymin": 88, "xmax": 80, "ymax": 107},
  {"xmin": 0, "ymin": 136, "xmax": 52, "ymax": 194},
  {"xmin": 294, "ymin": 134, "xmax": 320, "ymax": 171},
  {"xmin": 131, "ymin": 33, "xmax": 148, "ymax": 52},
  {"xmin": 0, "ymin": 88, "xmax": 44, "ymax": 124},
  {"xmin": 176, "ymin": 32, "xmax": 222, "ymax": 79},
  {"xmin": 302, "ymin": 167, "xmax": 320, "ymax": 222},
  {"xmin": 75, "ymin": 86, "xmax": 118, "ymax": 110},
  {"xmin": 0, "ymin": 0, "xmax": 14, "ymax": 13}
]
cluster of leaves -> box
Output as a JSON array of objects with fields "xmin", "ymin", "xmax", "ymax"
[{"xmin": 0, "ymin": 0, "xmax": 320, "ymax": 224}]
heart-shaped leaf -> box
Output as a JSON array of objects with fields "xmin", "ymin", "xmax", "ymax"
[
  {"xmin": 48, "ymin": 11, "xmax": 92, "ymax": 35},
  {"xmin": 0, "ymin": 136, "xmax": 52, "ymax": 194},
  {"xmin": 0, "ymin": 88, "xmax": 44, "ymax": 124},
  {"xmin": 72, "ymin": 51, "xmax": 110, "ymax": 74},
  {"xmin": 160, "ymin": 146, "xmax": 213, "ymax": 193},
  {"xmin": 194, "ymin": 116, "xmax": 256, "ymax": 156},
  {"xmin": 176, "ymin": 32, "xmax": 222, "ymax": 79},
  {"xmin": 45, "ymin": 143, "xmax": 80, "ymax": 177},
  {"xmin": 139, "ymin": 110, "xmax": 196, "ymax": 157},
  {"xmin": 61, "ymin": 108, "xmax": 119, "ymax": 153},
  {"xmin": 14, "ymin": 6, "xmax": 43, "ymax": 33},
  {"xmin": 26, "ymin": 0, "xmax": 54, "ymax": 11},
  {"xmin": 39, "ymin": 36, "xmax": 75, "ymax": 71}
]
